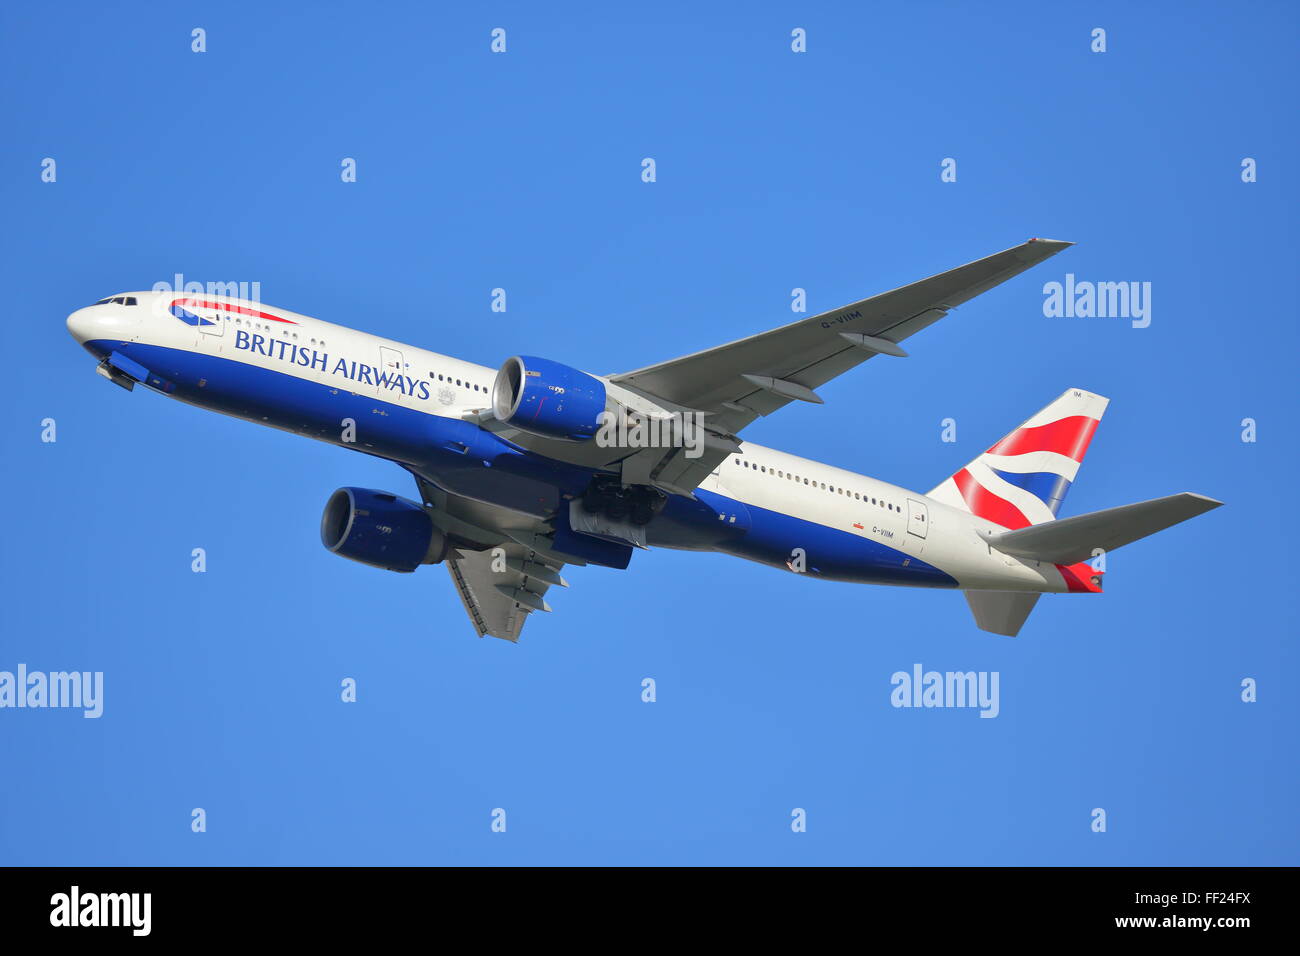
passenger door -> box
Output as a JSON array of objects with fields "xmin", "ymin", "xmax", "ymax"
[
  {"xmin": 906, "ymin": 498, "xmax": 929, "ymax": 539},
  {"xmin": 198, "ymin": 304, "xmax": 225, "ymax": 340},
  {"xmin": 378, "ymin": 346, "xmax": 405, "ymax": 403}
]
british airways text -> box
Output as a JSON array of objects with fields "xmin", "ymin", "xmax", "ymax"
[{"xmin": 234, "ymin": 329, "xmax": 432, "ymax": 400}]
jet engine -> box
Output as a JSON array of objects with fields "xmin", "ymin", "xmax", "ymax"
[
  {"xmin": 320, "ymin": 487, "xmax": 449, "ymax": 572},
  {"xmin": 491, "ymin": 355, "xmax": 608, "ymax": 441}
]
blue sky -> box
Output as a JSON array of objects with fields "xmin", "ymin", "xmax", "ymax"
[{"xmin": 1, "ymin": 0, "xmax": 1296, "ymax": 865}]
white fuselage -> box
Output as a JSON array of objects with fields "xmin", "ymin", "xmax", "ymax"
[{"xmin": 66, "ymin": 292, "xmax": 1084, "ymax": 594}]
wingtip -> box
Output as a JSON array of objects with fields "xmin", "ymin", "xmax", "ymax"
[{"xmin": 1013, "ymin": 237, "xmax": 1074, "ymax": 264}]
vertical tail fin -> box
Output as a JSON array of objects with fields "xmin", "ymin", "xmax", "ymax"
[{"xmin": 929, "ymin": 388, "xmax": 1109, "ymax": 529}]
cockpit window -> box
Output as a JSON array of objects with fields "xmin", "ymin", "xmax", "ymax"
[{"xmin": 93, "ymin": 296, "xmax": 138, "ymax": 306}]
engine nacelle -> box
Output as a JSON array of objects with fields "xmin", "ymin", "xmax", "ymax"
[
  {"xmin": 320, "ymin": 487, "xmax": 448, "ymax": 573},
  {"xmin": 492, "ymin": 355, "xmax": 607, "ymax": 441}
]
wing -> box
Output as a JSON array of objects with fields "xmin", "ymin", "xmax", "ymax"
[
  {"xmin": 445, "ymin": 543, "xmax": 567, "ymax": 642},
  {"xmin": 611, "ymin": 238, "xmax": 1073, "ymax": 436},
  {"xmin": 412, "ymin": 474, "xmax": 570, "ymax": 643},
  {"xmin": 441, "ymin": 240, "xmax": 1072, "ymax": 507}
]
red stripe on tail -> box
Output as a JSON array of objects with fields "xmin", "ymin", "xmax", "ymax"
[
  {"xmin": 953, "ymin": 469, "xmax": 1032, "ymax": 530},
  {"xmin": 987, "ymin": 415, "xmax": 1099, "ymax": 462}
]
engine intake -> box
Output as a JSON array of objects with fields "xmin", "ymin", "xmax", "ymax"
[
  {"xmin": 492, "ymin": 355, "xmax": 607, "ymax": 441},
  {"xmin": 320, "ymin": 487, "xmax": 448, "ymax": 572}
]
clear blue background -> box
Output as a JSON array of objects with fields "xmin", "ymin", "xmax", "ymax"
[{"xmin": 2, "ymin": 0, "xmax": 1295, "ymax": 865}]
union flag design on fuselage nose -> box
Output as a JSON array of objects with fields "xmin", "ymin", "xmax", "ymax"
[
  {"xmin": 169, "ymin": 298, "xmax": 299, "ymax": 328},
  {"xmin": 928, "ymin": 389, "xmax": 1109, "ymax": 531}
]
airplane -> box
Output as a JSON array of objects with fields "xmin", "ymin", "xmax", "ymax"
[{"xmin": 65, "ymin": 239, "xmax": 1221, "ymax": 641}]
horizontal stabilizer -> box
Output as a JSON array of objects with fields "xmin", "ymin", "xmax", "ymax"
[
  {"xmin": 983, "ymin": 492, "xmax": 1223, "ymax": 565},
  {"xmin": 964, "ymin": 591, "xmax": 1041, "ymax": 637}
]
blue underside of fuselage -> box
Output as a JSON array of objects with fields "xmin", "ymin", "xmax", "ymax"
[{"xmin": 83, "ymin": 338, "xmax": 957, "ymax": 588}]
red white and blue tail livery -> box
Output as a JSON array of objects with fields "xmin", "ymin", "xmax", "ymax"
[
  {"xmin": 929, "ymin": 389, "xmax": 1108, "ymax": 529},
  {"xmin": 65, "ymin": 239, "xmax": 1222, "ymax": 641}
]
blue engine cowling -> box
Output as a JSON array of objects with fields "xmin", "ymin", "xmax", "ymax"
[
  {"xmin": 320, "ymin": 487, "xmax": 448, "ymax": 572},
  {"xmin": 492, "ymin": 355, "xmax": 607, "ymax": 441}
]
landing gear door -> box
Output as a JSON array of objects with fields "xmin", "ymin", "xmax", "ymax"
[
  {"xmin": 906, "ymin": 498, "xmax": 929, "ymax": 539},
  {"xmin": 379, "ymin": 346, "xmax": 405, "ymax": 402}
]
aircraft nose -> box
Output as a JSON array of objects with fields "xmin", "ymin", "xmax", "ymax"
[
  {"xmin": 67, "ymin": 302, "xmax": 142, "ymax": 353},
  {"xmin": 66, "ymin": 307, "xmax": 98, "ymax": 344}
]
